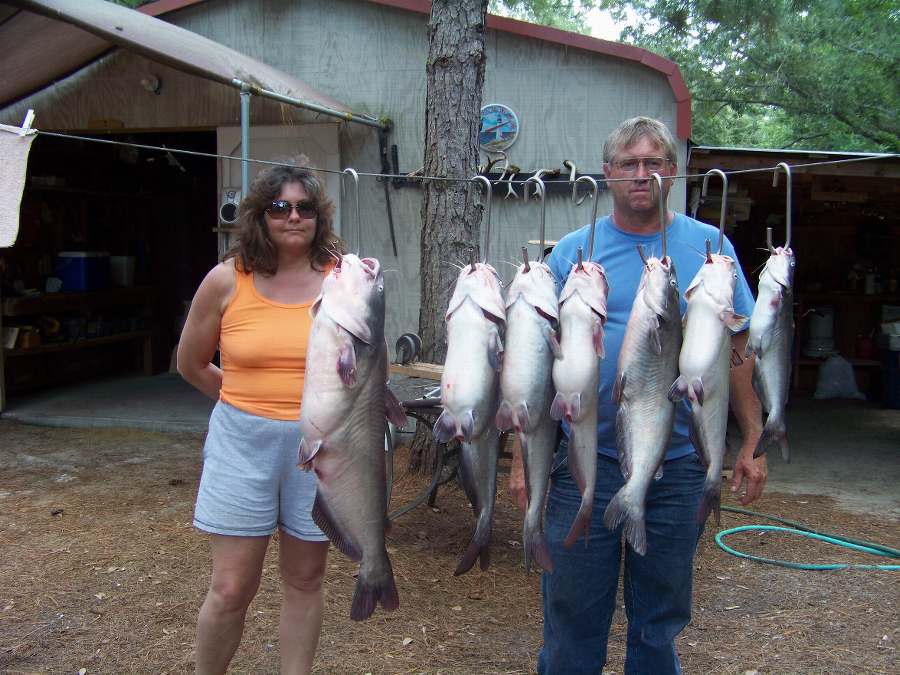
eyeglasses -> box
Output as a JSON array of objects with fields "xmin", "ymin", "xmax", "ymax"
[
  {"xmin": 611, "ymin": 156, "xmax": 670, "ymax": 174},
  {"xmin": 266, "ymin": 200, "xmax": 317, "ymax": 219}
]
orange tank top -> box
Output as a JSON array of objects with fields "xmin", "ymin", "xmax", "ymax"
[{"xmin": 219, "ymin": 268, "xmax": 318, "ymax": 420}]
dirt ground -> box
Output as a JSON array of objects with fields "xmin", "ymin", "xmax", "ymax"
[{"xmin": 1, "ymin": 419, "xmax": 897, "ymax": 674}]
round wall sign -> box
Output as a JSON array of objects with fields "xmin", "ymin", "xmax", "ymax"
[{"xmin": 479, "ymin": 103, "xmax": 520, "ymax": 153}]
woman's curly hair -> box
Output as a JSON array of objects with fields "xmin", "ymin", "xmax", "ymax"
[{"xmin": 226, "ymin": 165, "xmax": 344, "ymax": 274}]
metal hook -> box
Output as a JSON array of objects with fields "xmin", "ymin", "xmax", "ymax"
[
  {"xmin": 705, "ymin": 238, "xmax": 713, "ymax": 264},
  {"xmin": 576, "ymin": 246, "xmax": 584, "ymax": 272},
  {"xmin": 341, "ymin": 168, "xmax": 360, "ymax": 251},
  {"xmin": 650, "ymin": 173, "xmax": 668, "ymax": 260},
  {"xmin": 522, "ymin": 246, "xmax": 531, "ymax": 272},
  {"xmin": 573, "ymin": 175, "xmax": 600, "ymax": 260},
  {"xmin": 771, "ymin": 162, "xmax": 792, "ymax": 250},
  {"xmin": 563, "ymin": 160, "xmax": 587, "ymax": 206},
  {"xmin": 701, "ymin": 169, "xmax": 728, "ymax": 254},
  {"xmin": 470, "ymin": 174, "xmax": 493, "ymax": 264},
  {"xmin": 524, "ymin": 175, "xmax": 547, "ymax": 262}
]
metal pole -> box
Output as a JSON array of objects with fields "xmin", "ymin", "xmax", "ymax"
[{"xmin": 232, "ymin": 79, "xmax": 388, "ymax": 130}]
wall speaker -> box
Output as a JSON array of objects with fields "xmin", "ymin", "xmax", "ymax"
[{"xmin": 219, "ymin": 188, "xmax": 241, "ymax": 225}]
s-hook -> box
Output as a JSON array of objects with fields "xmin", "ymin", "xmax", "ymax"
[
  {"xmin": 573, "ymin": 175, "xmax": 601, "ymax": 260},
  {"xmin": 770, "ymin": 162, "xmax": 792, "ymax": 250},
  {"xmin": 524, "ymin": 175, "xmax": 547, "ymax": 261},
  {"xmin": 701, "ymin": 169, "xmax": 728, "ymax": 254},
  {"xmin": 341, "ymin": 168, "xmax": 361, "ymax": 251},
  {"xmin": 470, "ymin": 174, "xmax": 493, "ymax": 265},
  {"xmin": 650, "ymin": 173, "xmax": 668, "ymax": 260}
]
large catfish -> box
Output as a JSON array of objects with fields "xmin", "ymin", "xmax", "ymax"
[
  {"xmin": 669, "ymin": 246, "xmax": 747, "ymax": 525},
  {"xmin": 550, "ymin": 255, "xmax": 609, "ymax": 549},
  {"xmin": 434, "ymin": 262, "xmax": 505, "ymax": 576},
  {"xmin": 604, "ymin": 248, "xmax": 682, "ymax": 555},
  {"xmin": 745, "ymin": 246, "xmax": 796, "ymax": 462},
  {"xmin": 496, "ymin": 257, "xmax": 560, "ymax": 572},
  {"xmin": 298, "ymin": 254, "xmax": 406, "ymax": 621}
]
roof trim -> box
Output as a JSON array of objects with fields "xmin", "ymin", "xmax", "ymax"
[
  {"xmin": 690, "ymin": 145, "xmax": 898, "ymax": 159},
  {"xmin": 139, "ymin": 0, "xmax": 692, "ymax": 138}
]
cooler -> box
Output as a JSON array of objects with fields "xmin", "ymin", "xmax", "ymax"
[{"xmin": 55, "ymin": 252, "xmax": 110, "ymax": 291}]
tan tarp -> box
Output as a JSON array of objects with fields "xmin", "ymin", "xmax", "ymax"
[
  {"xmin": 0, "ymin": 0, "xmax": 351, "ymax": 113},
  {"xmin": 0, "ymin": 123, "xmax": 36, "ymax": 247}
]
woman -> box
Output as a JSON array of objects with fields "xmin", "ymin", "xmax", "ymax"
[{"xmin": 177, "ymin": 164, "xmax": 342, "ymax": 674}]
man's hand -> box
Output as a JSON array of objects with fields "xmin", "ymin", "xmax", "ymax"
[
  {"xmin": 731, "ymin": 445, "xmax": 767, "ymax": 505},
  {"xmin": 509, "ymin": 437, "xmax": 527, "ymax": 511}
]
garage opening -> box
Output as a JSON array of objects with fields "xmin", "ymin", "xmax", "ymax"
[{"xmin": 1, "ymin": 130, "xmax": 218, "ymax": 406}]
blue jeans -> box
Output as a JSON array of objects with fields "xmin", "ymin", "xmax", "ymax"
[{"xmin": 538, "ymin": 443, "xmax": 706, "ymax": 675}]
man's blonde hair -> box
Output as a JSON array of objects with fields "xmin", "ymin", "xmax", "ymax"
[{"xmin": 603, "ymin": 117, "xmax": 678, "ymax": 164}]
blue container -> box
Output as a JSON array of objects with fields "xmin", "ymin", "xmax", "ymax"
[{"xmin": 55, "ymin": 252, "xmax": 110, "ymax": 291}]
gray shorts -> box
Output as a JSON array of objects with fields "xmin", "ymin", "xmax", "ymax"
[{"xmin": 193, "ymin": 400, "xmax": 327, "ymax": 541}]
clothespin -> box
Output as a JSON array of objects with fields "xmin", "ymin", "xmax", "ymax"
[{"xmin": 19, "ymin": 109, "xmax": 35, "ymax": 136}]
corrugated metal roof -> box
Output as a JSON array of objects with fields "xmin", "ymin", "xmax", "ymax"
[{"xmin": 0, "ymin": 0, "xmax": 351, "ymax": 114}]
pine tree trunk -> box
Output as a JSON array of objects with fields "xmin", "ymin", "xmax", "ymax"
[{"xmin": 409, "ymin": 0, "xmax": 488, "ymax": 474}]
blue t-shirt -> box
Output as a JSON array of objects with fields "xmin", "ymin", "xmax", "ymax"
[{"xmin": 546, "ymin": 213, "xmax": 756, "ymax": 461}]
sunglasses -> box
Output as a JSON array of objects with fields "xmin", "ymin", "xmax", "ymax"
[{"xmin": 266, "ymin": 199, "xmax": 318, "ymax": 219}]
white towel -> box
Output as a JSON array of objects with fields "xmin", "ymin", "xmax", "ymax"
[{"xmin": 0, "ymin": 123, "xmax": 37, "ymax": 248}]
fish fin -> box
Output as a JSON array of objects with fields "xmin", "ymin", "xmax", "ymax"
[
  {"xmin": 618, "ymin": 448, "xmax": 632, "ymax": 482},
  {"xmin": 684, "ymin": 275, "xmax": 702, "ymax": 301},
  {"xmin": 754, "ymin": 413, "xmax": 790, "ymax": 463},
  {"xmin": 495, "ymin": 400, "xmax": 515, "ymax": 431},
  {"xmin": 460, "ymin": 411, "xmax": 475, "ymax": 442},
  {"xmin": 350, "ymin": 571, "xmax": 399, "ymax": 621},
  {"xmin": 433, "ymin": 410, "xmax": 457, "ymax": 443},
  {"xmin": 612, "ymin": 372, "xmax": 625, "ymax": 404},
  {"xmin": 691, "ymin": 378, "xmax": 704, "ymax": 406},
  {"xmin": 488, "ymin": 332, "xmax": 503, "ymax": 371},
  {"xmin": 593, "ymin": 319, "xmax": 605, "ymax": 358},
  {"xmin": 721, "ymin": 310, "xmax": 749, "ymax": 332},
  {"xmin": 544, "ymin": 324, "xmax": 562, "ymax": 358},
  {"xmin": 550, "ymin": 392, "xmax": 580, "ymax": 422},
  {"xmin": 524, "ymin": 530, "xmax": 554, "ymax": 573},
  {"xmin": 311, "ymin": 493, "xmax": 362, "ymax": 561},
  {"xmin": 697, "ymin": 480, "xmax": 721, "ymax": 526},
  {"xmin": 515, "ymin": 403, "xmax": 530, "ymax": 433},
  {"xmin": 689, "ymin": 415, "xmax": 709, "ymax": 468},
  {"xmin": 297, "ymin": 438, "xmax": 323, "ymax": 467},
  {"xmin": 744, "ymin": 335, "xmax": 760, "ymax": 359},
  {"xmin": 668, "ymin": 375, "xmax": 688, "ymax": 402},
  {"xmin": 730, "ymin": 349, "xmax": 744, "ymax": 368},
  {"xmin": 563, "ymin": 501, "xmax": 592, "ymax": 550},
  {"xmin": 384, "ymin": 387, "xmax": 407, "ymax": 428},
  {"xmin": 337, "ymin": 342, "xmax": 358, "ymax": 387},
  {"xmin": 603, "ymin": 489, "xmax": 647, "ymax": 556},
  {"xmin": 649, "ymin": 318, "xmax": 663, "ymax": 356}
]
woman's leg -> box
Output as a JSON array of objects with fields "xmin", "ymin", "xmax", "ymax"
[
  {"xmin": 196, "ymin": 534, "xmax": 270, "ymax": 675},
  {"xmin": 278, "ymin": 533, "xmax": 329, "ymax": 675}
]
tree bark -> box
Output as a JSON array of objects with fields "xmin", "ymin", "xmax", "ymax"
[{"xmin": 409, "ymin": 0, "xmax": 488, "ymax": 473}]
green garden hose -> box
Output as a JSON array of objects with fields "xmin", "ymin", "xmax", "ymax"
[{"xmin": 715, "ymin": 506, "xmax": 900, "ymax": 571}]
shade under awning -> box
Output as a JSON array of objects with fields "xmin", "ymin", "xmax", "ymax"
[{"xmin": 0, "ymin": 0, "xmax": 367, "ymax": 125}]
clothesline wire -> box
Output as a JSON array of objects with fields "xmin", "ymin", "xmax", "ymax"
[{"xmin": 31, "ymin": 129, "xmax": 900, "ymax": 186}]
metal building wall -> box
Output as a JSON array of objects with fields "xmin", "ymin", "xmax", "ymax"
[{"xmin": 2, "ymin": 0, "xmax": 685, "ymax": 346}]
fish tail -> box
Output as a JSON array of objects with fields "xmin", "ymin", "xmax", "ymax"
[
  {"xmin": 603, "ymin": 488, "xmax": 647, "ymax": 556},
  {"xmin": 453, "ymin": 538, "xmax": 491, "ymax": 576},
  {"xmin": 350, "ymin": 569, "xmax": 400, "ymax": 621},
  {"xmin": 523, "ymin": 528, "xmax": 554, "ymax": 573},
  {"xmin": 563, "ymin": 498, "xmax": 592, "ymax": 550},
  {"xmin": 754, "ymin": 413, "xmax": 790, "ymax": 463},
  {"xmin": 697, "ymin": 479, "xmax": 721, "ymax": 526}
]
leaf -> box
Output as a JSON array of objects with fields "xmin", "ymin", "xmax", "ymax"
[
  {"xmin": 402, "ymin": 637, "xmax": 413, "ymax": 646},
  {"xmin": 94, "ymin": 593, "xmax": 106, "ymax": 600}
]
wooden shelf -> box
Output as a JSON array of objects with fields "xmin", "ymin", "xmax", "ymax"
[
  {"xmin": 2, "ymin": 286, "xmax": 156, "ymax": 317},
  {"xmin": 390, "ymin": 361, "xmax": 443, "ymax": 381},
  {"xmin": 4, "ymin": 330, "xmax": 151, "ymax": 357}
]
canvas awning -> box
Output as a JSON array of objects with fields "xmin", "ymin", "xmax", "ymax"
[{"xmin": 0, "ymin": 0, "xmax": 385, "ymax": 128}]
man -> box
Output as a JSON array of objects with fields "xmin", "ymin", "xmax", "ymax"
[{"xmin": 509, "ymin": 117, "xmax": 767, "ymax": 673}]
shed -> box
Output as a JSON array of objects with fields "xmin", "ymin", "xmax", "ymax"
[
  {"xmin": 0, "ymin": 0, "xmax": 691, "ymax": 408},
  {"xmin": 686, "ymin": 145, "xmax": 900, "ymax": 403}
]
